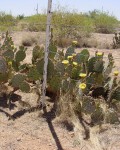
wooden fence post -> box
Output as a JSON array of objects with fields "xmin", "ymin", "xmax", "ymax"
[{"xmin": 41, "ymin": 0, "xmax": 52, "ymax": 107}]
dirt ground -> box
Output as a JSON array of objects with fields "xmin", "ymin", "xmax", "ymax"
[{"xmin": 0, "ymin": 31, "xmax": 120, "ymax": 150}]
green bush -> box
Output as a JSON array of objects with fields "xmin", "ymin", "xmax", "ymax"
[
  {"xmin": 17, "ymin": 14, "xmax": 24, "ymax": 20},
  {"xmin": 22, "ymin": 14, "xmax": 47, "ymax": 31},
  {"xmin": 52, "ymin": 11, "xmax": 94, "ymax": 39},
  {"xmin": 0, "ymin": 12, "xmax": 16, "ymax": 31},
  {"xmin": 89, "ymin": 10, "xmax": 119, "ymax": 33},
  {"xmin": 19, "ymin": 8, "xmax": 119, "ymax": 36}
]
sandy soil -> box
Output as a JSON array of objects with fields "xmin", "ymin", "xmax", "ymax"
[
  {"xmin": 0, "ymin": 110, "xmax": 80, "ymax": 150},
  {"xmin": 0, "ymin": 31, "xmax": 120, "ymax": 150}
]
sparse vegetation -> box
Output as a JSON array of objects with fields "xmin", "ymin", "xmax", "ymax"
[
  {"xmin": 22, "ymin": 35, "xmax": 38, "ymax": 46},
  {"xmin": 89, "ymin": 10, "xmax": 119, "ymax": 33},
  {"xmin": 0, "ymin": 5, "xmax": 120, "ymax": 149},
  {"xmin": 0, "ymin": 9, "xmax": 119, "ymax": 37},
  {"xmin": 0, "ymin": 11, "xmax": 16, "ymax": 31},
  {"xmin": 0, "ymin": 33, "xmax": 119, "ymax": 141}
]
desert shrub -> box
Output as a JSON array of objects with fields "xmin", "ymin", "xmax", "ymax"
[
  {"xmin": 57, "ymin": 37, "xmax": 98, "ymax": 48},
  {"xmin": 89, "ymin": 10, "xmax": 119, "ymax": 34},
  {"xmin": 77, "ymin": 37, "xmax": 98, "ymax": 48},
  {"xmin": 0, "ymin": 12, "xmax": 16, "ymax": 31},
  {"xmin": 27, "ymin": 23, "xmax": 45, "ymax": 32},
  {"xmin": 22, "ymin": 35, "xmax": 37, "ymax": 46},
  {"xmin": 52, "ymin": 11, "xmax": 94, "ymax": 39},
  {"xmin": 22, "ymin": 14, "xmax": 47, "ymax": 31},
  {"xmin": 56, "ymin": 37, "xmax": 73, "ymax": 47},
  {"xmin": 17, "ymin": 14, "xmax": 24, "ymax": 20}
]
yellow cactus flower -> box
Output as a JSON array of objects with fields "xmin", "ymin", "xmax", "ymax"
[
  {"xmin": 73, "ymin": 62, "xmax": 78, "ymax": 66},
  {"xmin": 72, "ymin": 53, "xmax": 76, "ymax": 57},
  {"xmin": 8, "ymin": 61, "xmax": 12, "ymax": 66},
  {"xmin": 96, "ymin": 52, "xmax": 103, "ymax": 56},
  {"xmin": 79, "ymin": 83, "xmax": 86, "ymax": 90},
  {"xmin": 72, "ymin": 41, "xmax": 78, "ymax": 45},
  {"xmin": 67, "ymin": 56, "xmax": 73, "ymax": 59},
  {"xmin": 114, "ymin": 71, "xmax": 119, "ymax": 76},
  {"xmin": 62, "ymin": 60, "xmax": 69, "ymax": 65},
  {"xmin": 79, "ymin": 73, "xmax": 87, "ymax": 78}
]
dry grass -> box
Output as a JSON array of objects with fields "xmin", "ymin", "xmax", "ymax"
[
  {"xmin": 56, "ymin": 34, "xmax": 112, "ymax": 49},
  {"xmin": 21, "ymin": 35, "xmax": 38, "ymax": 46},
  {"xmin": 56, "ymin": 37, "xmax": 73, "ymax": 48}
]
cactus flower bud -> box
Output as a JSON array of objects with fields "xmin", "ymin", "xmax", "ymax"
[{"xmin": 79, "ymin": 83, "xmax": 86, "ymax": 90}]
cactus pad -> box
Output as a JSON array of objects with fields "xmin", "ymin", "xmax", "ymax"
[
  {"xmin": 94, "ymin": 60, "xmax": 104, "ymax": 73},
  {"xmin": 49, "ymin": 43, "xmax": 57, "ymax": 59},
  {"xmin": 55, "ymin": 62, "xmax": 65, "ymax": 76},
  {"xmin": 105, "ymin": 109, "xmax": 119, "ymax": 124},
  {"xmin": 19, "ymin": 81, "xmax": 30, "ymax": 93},
  {"xmin": 87, "ymin": 57, "xmax": 96, "ymax": 73},
  {"xmin": 27, "ymin": 67, "xmax": 40, "ymax": 81},
  {"xmin": 11, "ymin": 74, "xmax": 26, "ymax": 88},
  {"xmin": 75, "ymin": 49, "xmax": 90, "ymax": 63},
  {"xmin": 0, "ymin": 56, "xmax": 7, "ymax": 73},
  {"xmin": 0, "ymin": 73, "xmax": 8, "ymax": 83},
  {"xmin": 3, "ymin": 50, "xmax": 14, "ymax": 60},
  {"xmin": 32, "ymin": 45, "xmax": 44, "ymax": 63},
  {"xmin": 65, "ymin": 46, "xmax": 75, "ymax": 59},
  {"xmin": 12, "ymin": 60, "xmax": 19, "ymax": 72},
  {"xmin": 36, "ymin": 58, "xmax": 54, "ymax": 79},
  {"xmin": 49, "ymin": 75, "xmax": 61, "ymax": 92},
  {"xmin": 15, "ymin": 50, "xmax": 26, "ymax": 63}
]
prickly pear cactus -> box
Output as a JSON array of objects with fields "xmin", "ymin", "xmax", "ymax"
[
  {"xmin": 87, "ymin": 57, "xmax": 97, "ymax": 73},
  {"xmin": 49, "ymin": 42, "xmax": 57, "ymax": 59},
  {"xmin": 0, "ymin": 31, "xmax": 14, "ymax": 52},
  {"xmin": 49, "ymin": 75, "xmax": 61, "ymax": 92},
  {"xmin": 12, "ymin": 60, "xmax": 19, "ymax": 72},
  {"xmin": 32, "ymin": 45, "xmax": 44, "ymax": 64},
  {"xmin": 94, "ymin": 60, "xmax": 104, "ymax": 73},
  {"xmin": 3, "ymin": 50, "xmax": 14, "ymax": 60},
  {"xmin": 11, "ymin": 74, "xmax": 26, "ymax": 88},
  {"xmin": 19, "ymin": 63, "xmax": 28, "ymax": 71},
  {"xmin": 75, "ymin": 49, "xmax": 90, "ymax": 63},
  {"xmin": 105, "ymin": 109, "xmax": 119, "ymax": 124},
  {"xmin": 71, "ymin": 67, "xmax": 80, "ymax": 79},
  {"xmin": 36, "ymin": 58, "xmax": 54, "ymax": 79},
  {"xmin": 86, "ymin": 76, "xmax": 95, "ymax": 89},
  {"xmin": 104, "ymin": 53, "xmax": 114, "ymax": 80},
  {"xmin": 55, "ymin": 62, "xmax": 65, "ymax": 76},
  {"xmin": 15, "ymin": 49, "xmax": 26, "ymax": 63},
  {"xmin": 65, "ymin": 46, "xmax": 75, "ymax": 59},
  {"xmin": 27, "ymin": 67, "xmax": 40, "ymax": 81},
  {"xmin": 0, "ymin": 73, "xmax": 8, "ymax": 83},
  {"xmin": 0, "ymin": 56, "xmax": 7, "ymax": 73},
  {"xmin": 19, "ymin": 81, "xmax": 30, "ymax": 93}
]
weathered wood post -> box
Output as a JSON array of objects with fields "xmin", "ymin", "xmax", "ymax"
[{"xmin": 41, "ymin": 0, "xmax": 52, "ymax": 107}]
